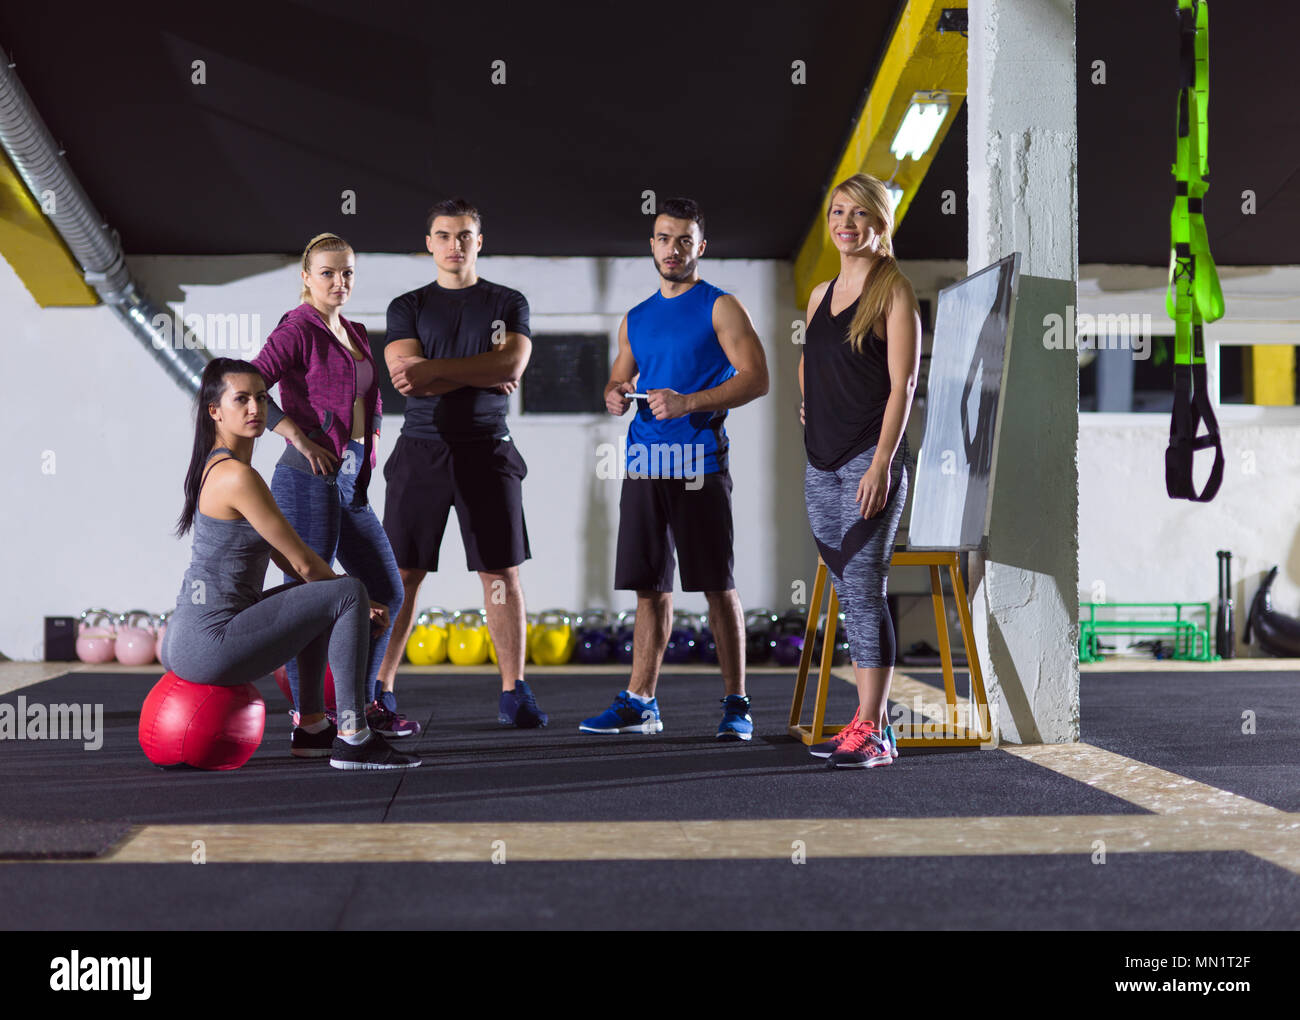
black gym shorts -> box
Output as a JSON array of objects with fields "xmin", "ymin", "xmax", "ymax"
[
  {"xmin": 382, "ymin": 434, "xmax": 531, "ymax": 572},
  {"xmin": 614, "ymin": 471, "xmax": 735, "ymax": 593}
]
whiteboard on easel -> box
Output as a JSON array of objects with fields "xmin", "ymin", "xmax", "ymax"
[{"xmin": 909, "ymin": 253, "xmax": 1021, "ymax": 551}]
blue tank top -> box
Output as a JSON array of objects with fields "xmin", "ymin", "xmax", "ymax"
[
  {"xmin": 173, "ymin": 449, "xmax": 271, "ymax": 613},
  {"xmin": 626, "ymin": 280, "xmax": 735, "ymax": 476}
]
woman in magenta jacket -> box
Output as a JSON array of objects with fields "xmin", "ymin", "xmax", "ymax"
[{"xmin": 254, "ymin": 232, "xmax": 417, "ymax": 740}]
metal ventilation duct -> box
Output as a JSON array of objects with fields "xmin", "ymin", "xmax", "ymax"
[{"xmin": 0, "ymin": 44, "xmax": 209, "ymax": 393}]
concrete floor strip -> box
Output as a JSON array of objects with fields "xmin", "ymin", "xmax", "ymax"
[{"xmin": 98, "ymin": 814, "xmax": 1300, "ymax": 865}]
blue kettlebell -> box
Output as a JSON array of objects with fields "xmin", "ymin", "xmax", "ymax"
[{"xmin": 696, "ymin": 612, "xmax": 718, "ymax": 664}]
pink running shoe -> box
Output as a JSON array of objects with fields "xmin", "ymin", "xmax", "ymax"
[{"xmin": 828, "ymin": 720, "xmax": 893, "ymax": 768}]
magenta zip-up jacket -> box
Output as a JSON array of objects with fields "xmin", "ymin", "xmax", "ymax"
[{"xmin": 252, "ymin": 303, "xmax": 383, "ymax": 505}]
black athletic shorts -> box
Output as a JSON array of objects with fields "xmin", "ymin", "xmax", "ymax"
[
  {"xmin": 382, "ymin": 434, "xmax": 531, "ymax": 572},
  {"xmin": 614, "ymin": 471, "xmax": 735, "ymax": 593}
]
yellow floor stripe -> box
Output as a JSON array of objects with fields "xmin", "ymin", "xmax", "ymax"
[
  {"xmin": 98, "ymin": 813, "xmax": 1300, "ymax": 864},
  {"xmin": 1002, "ymin": 742, "xmax": 1283, "ymax": 819}
]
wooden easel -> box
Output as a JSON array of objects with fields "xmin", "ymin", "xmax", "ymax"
[{"xmin": 787, "ymin": 551, "xmax": 993, "ymax": 748}]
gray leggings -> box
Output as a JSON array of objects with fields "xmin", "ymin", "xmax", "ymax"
[
  {"xmin": 804, "ymin": 440, "xmax": 910, "ymax": 668},
  {"xmin": 160, "ymin": 577, "xmax": 370, "ymax": 726}
]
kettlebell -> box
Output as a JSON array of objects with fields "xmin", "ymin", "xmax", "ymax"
[
  {"xmin": 695, "ymin": 612, "xmax": 719, "ymax": 664},
  {"xmin": 406, "ymin": 607, "xmax": 449, "ymax": 665},
  {"xmin": 772, "ymin": 608, "xmax": 808, "ymax": 667},
  {"xmin": 614, "ymin": 609, "xmax": 637, "ymax": 665},
  {"xmin": 448, "ymin": 608, "xmax": 490, "ymax": 666},
  {"xmin": 813, "ymin": 610, "xmax": 851, "ymax": 666},
  {"xmin": 76, "ymin": 608, "xmax": 117, "ymax": 664},
  {"xmin": 664, "ymin": 609, "xmax": 698, "ymax": 664},
  {"xmin": 574, "ymin": 609, "xmax": 614, "ymax": 664},
  {"xmin": 744, "ymin": 608, "xmax": 778, "ymax": 664},
  {"xmin": 525, "ymin": 612, "xmax": 538, "ymax": 664},
  {"xmin": 115, "ymin": 609, "xmax": 157, "ymax": 666},
  {"xmin": 154, "ymin": 611, "xmax": 169, "ymax": 665},
  {"xmin": 531, "ymin": 609, "xmax": 576, "ymax": 666}
]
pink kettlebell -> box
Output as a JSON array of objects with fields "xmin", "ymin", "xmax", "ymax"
[
  {"xmin": 154, "ymin": 611, "xmax": 169, "ymax": 664},
  {"xmin": 76, "ymin": 608, "xmax": 117, "ymax": 664},
  {"xmin": 116, "ymin": 609, "xmax": 157, "ymax": 666}
]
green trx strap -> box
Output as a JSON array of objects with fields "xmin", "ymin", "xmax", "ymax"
[{"xmin": 1165, "ymin": 0, "xmax": 1225, "ymax": 502}]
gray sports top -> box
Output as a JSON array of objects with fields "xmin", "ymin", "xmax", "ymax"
[{"xmin": 173, "ymin": 448, "xmax": 271, "ymax": 613}]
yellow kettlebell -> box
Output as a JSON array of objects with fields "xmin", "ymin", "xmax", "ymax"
[
  {"xmin": 448, "ymin": 608, "xmax": 489, "ymax": 666},
  {"xmin": 530, "ymin": 608, "xmax": 576, "ymax": 666},
  {"xmin": 405, "ymin": 608, "xmax": 449, "ymax": 665}
]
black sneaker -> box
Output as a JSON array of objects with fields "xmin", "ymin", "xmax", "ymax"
[
  {"xmin": 291, "ymin": 721, "xmax": 338, "ymax": 758},
  {"xmin": 498, "ymin": 679, "xmax": 549, "ymax": 728},
  {"xmin": 329, "ymin": 732, "xmax": 422, "ymax": 771}
]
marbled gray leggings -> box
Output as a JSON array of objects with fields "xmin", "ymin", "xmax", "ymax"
[
  {"xmin": 161, "ymin": 576, "xmax": 370, "ymax": 726},
  {"xmin": 804, "ymin": 440, "xmax": 911, "ymax": 668}
]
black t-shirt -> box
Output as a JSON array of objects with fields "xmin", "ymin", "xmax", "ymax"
[
  {"xmin": 386, "ymin": 278, "xmax": 530, "ymax": 441},
  {"xmin": 803, "ymin": 280, "xmax": 892, "ymax": 471}
]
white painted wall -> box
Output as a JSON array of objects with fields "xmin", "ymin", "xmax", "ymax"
[{"xmin": 1075, "ymin": 265, "xmax": 1300, "ymax": 658}]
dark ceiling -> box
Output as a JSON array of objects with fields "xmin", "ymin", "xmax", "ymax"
[{"xmin": 1, "ymin": 1, "xmax": 1296, "ymax": 265}]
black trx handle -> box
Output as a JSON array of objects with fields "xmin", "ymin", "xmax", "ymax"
[{"xmin": 1165, "ymin": 359, "xmax": 1224, "ymax": 502}]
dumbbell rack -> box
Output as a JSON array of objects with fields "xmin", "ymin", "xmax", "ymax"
[{"xmin": 787, "ymin": 551, "xmax": 992, "ymax": 748}]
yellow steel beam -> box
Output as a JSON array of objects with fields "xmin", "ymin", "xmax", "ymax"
[
  {"xmin": 1244, "ymin": 346, "xmax": 1295, "ymax": 406},
  {"xmin": 0, "ymin": 148, "xmax": 98, "ymax": 307},
  {"xmin": 794, "ymin": 0, "xmax": 967, "ymax": 308}
]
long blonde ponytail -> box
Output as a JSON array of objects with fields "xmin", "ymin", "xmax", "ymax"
[{"xmin": 829, "ymin": 174, "xmax": 905, "ymax": 353}]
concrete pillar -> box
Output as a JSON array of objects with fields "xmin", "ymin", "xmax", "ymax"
[{"xmin": 966, "ymin": 0, "xmax": 1080, "ymax": 742}]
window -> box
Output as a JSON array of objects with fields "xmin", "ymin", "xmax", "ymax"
[{"xmin": 521, "ymin": 333, "xmax": 609, "ymax": 414}]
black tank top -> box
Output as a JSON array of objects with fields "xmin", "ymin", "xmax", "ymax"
[{"xmin": 804, "ymin": 279, "xmax": 892, "ymax": 471}]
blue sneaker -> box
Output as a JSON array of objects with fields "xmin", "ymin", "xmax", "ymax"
[
  {"xmin": 717, "ymin": 694, "xmax": 754, "ymax": 741},
  {"xmin": 579, "ymin": 690, "xmax": 663, "ymax": 734},
  {"xmin": 883, "ymin": 722, "xmax": 899, "ymax": 759},
  {"xmin": 499, "ymin": 679, "xmax": 548, "ymax": 728}
]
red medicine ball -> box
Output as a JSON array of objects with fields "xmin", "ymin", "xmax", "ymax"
[{"xmin": 138, "ymin": 671, "xmax": 266, "ymax": 771}]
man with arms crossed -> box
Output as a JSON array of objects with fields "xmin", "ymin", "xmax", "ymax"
[
  {"xmin": 379, "ymin": 198, "xmax": 548, "ymax": 728},
  {"xmin": 581, "ymin": 197, "xmax": 769, "ymax": 740}
]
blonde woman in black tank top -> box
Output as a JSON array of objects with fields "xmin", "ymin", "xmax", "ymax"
[{"xmin": 799, "ymin": 173, "xmax": 922, "ymax": 769}]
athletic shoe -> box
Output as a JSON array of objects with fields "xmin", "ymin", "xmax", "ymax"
[
  {"xmin": 288, "ymin": 709, "xmax": 336, "ymax": 730},
  {"xmin": 883, "ymin": 722, "xmax": 899, "ymax": 759},
  {"xmin": 499, "ymin": 679, "xmax": 549, "ymax": 728},
  {"xmin": 329, "ymin": 732, "xmax": 422, "ymax": 771},
  {"xmin": 290, "ymin": 721, "xmax": 337, "ymax": 758},
  {"xmin": 366, "ymin": 698, "xmax": 421, "ymax": 738},
  {"xmin": 809, "ymin": 703, "xmax": 862, "ymax": 757},
  {"xmin": 716, "ymin": 694, "xmax": 754, "ymax": 741},
  {"xmin": 828, "ymin": 720, "xmax": 892, "ymax": 769},
  {"xmin": 579, "ymin": 690, "xmax": 663, "ymax": 734},
  {"xmin": 808, "ymin": 716, "xmax": 860, "ymax": 758}
]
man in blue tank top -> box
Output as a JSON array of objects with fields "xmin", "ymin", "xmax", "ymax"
[{"xmin": 579, "ymin": 198, "xmax": 770, "ymax": 740}]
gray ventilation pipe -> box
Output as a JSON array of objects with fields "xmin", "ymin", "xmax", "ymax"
[{"xmin": 0, "ymin": 45, "xmax": 209, "ymax": 393}]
